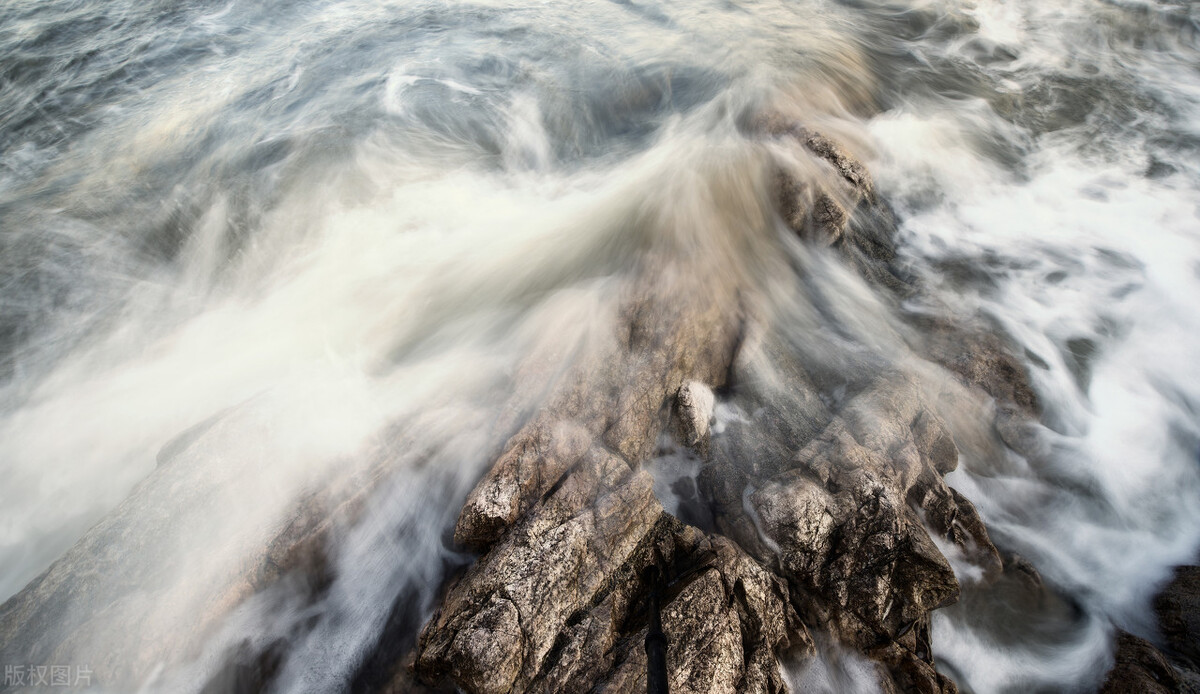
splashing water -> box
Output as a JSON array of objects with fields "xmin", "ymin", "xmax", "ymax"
[{"xmin": 1, "ymin": 0, "xmax": 1198, "ymax": 692}]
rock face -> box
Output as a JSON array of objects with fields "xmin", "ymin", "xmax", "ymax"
[
  {"xmin": 419, "ymin": 449, "xmax": 665, "ymax": 693},
  {"xmin": 1090, "ymin": 564, "xmax": 1200, "ymax": 694},
  {"xmin": 761, "ymin": 114, "xmax": 910, "ymax": 295},
  {"xmin": 416, "ymin": 367, "xmax": 1001, "ymax": 694},
  {"xmin": 452, "ymin": 250, "xmax": 745, "ymax": 553}
]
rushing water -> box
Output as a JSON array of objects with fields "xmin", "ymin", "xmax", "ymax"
[{"xmin": 1, "ymin": 0, "xmax": 1198, "ymax": 692}]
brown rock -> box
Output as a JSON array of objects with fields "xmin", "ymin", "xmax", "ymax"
[
  {"xmin": 453, "ymin": 251, "xmax": 744, "ymax": 555},
  {"xmin": 914, "ymin": 314, "xmax": 1041, "ymax": 418},
  {"xmin": 1100, "ymin": 631, "xmax": 1181, "ymax": 694},
  {"xmin": 588, "ymin": 534, "xmax": 807, "ymax": 694},
  {"xmin": 453, "ymin": 419, "xmax": 593, "ymax": 550},
  {"xmin": 421, "ymin": 485, "xmax": 807, "ymax": 694},
  {"xmin": 675, "ymin": 380, "xmax": 716, "ymax": 456},
  {"xmin": 719, "ymin": 376, "xmax": 999, "ymax": 685},
  {"xmin": 418, "ymin": 448, "xmax": 662, "ymax": 693}
]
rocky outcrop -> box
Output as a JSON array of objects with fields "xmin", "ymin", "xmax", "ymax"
[
  {"xmin": 416, "ymin": 442, "xmax": 810, "ymax": 694},
  {"xmin": 914, "ymin": 315, "xmax": 1042, "ymax": 419},
  {"xmin": 1094, "ymin": 565, "xmax": 1200, "ymax": 694},
  {"xmin": 0, "ymin": 120, "xmax": 1049, "ymax": 694},
  {"xmin": 409, "ymin": 123, "xmax": 1036, "ymax": 694},
  {"xmin": 418, "ymin": 449, "xmax": 664, "ymax": 693},
  {"xmin": 416, "ymin": 365, "xmax": 1003, "ymax": 694},
  {"xmin": 698, "ymin": 374, "xmax": 998, "ymax": 694},
  {"xmin": 760, "ymin": 114, "xmax": 913, "ymax": 300},
  {"xmin": 764, "ymin": 112, "xmax": 1040, "ymax": 425}
]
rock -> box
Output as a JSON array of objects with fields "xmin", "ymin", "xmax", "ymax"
[
  {"xmin": 453, "ymin": 419, "xmax": 593, "ymax": 550},
  {"xmin": 762, "ymin": 117, "xmax": 1042, "ymax": 428},
  {"xmin": 446, "ymin": 594, "xmax": 526, "ymax": 694},
  {"xmin": 418, "ymin": 448, "xmax": 663, "ymax": 693},
  {"xmin": 419, "ymin": 465, "xmax": 807, "ymax": 694},
  {"xmin": 751, "ymin": 462, "xmax": 960, "ymax": 650},
  {"xmin": 675, "ymin": 381, "xmax": 716, "ymax": 455},
  {"xmin": 1100, "ymin": 631, "xmax": 1181, "ymax": 694},
  {"xmin": 315, "ymin": 125, "xmax": 1033, "ymax": 694},
  {"xmin": 758, "ymin": 115, "xmax": 909, "ymax": 295},
  {"xmin": 453, "ymin": 252, "xmax": 744, "ymax": 553},
  {"xmin": 755, "ymin": 115, "xmax": 874, "ymax": 203},
  {"xmin": 704, "ymin": 375, "xmax": 998, "ymax": 690},
  {"xmin": 915, "ymin": 315, "xmax": 1041, "ymax": 418},
  {"xmin": 868, "ymin": 622, "xmax": 959, "ymax": 694},
  {"xmin": 1154, "ymin": 565, "xmax": 1200, "ymax": 671},
  {"xmin": 766, "ymin": 124, "xmax": 876, "ymax": 249},
  {"xmin": 580, "ymin": 533, "xmax": 807, "ymax": 694}
]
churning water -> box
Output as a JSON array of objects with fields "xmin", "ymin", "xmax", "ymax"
[{"xmin": 1, "ymin": 0, "xmax": 1198, "ymax": 692}]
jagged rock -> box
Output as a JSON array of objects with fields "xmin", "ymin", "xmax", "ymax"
[
  {"xmin": 758, "ymin": 115, "xmax": 909, "ymax": 297},
  {"xmin": 766, "ymin": 122, "xmax": 876, "ymax": 248},
  {"xmin": 1100, "ymin": 631, "xmax": 1182, "ymax": 694},
  {"xmin": 751, "ymin": 461, "xmax": 959, "ymax": 650},
  {"xmin": 453, "ymin": 419, "xmax": 593, "ymax": 550},
  {"xmin": 579, "ymin": 533, "xmax": 807, "ymax": 694},
  {"xmin": 418, "ymin": 448, "xmax": 662, "ymax": 693},
  {"xmin": 418, "ymin": 459, "xmax": 807, "ymax": 694},
  {"xmin": 761, "ymin": 116, "xmax": 1041, "ymax": 431},
  {"xmin": 868, "ymin": 619, "xmax": 959, "ymax": 694},
  {"xmin": 700, "ymin": 375, "xmax": 998, "ymax": 690},
  {"xmin": 352, "ymin": 126, "xmax": 1028, "ymax": 694},
  {"xmin": 1155, "ymin": 565, "xmax": 1200, "ymax": 672}
]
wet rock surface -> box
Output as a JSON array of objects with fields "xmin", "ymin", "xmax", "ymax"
[
  {"xmin": 1100, "ymin": 564, "xmax": 1200, "ymax": 694},
  {"xmin": 1100, "ymin": 632, "xmax": 1182, "ymax": 694},
  {"xmin": 409, "ymin": 124, "xmax": 1036, "ymax": 694}
]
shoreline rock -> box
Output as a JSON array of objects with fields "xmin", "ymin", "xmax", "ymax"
[
  {"xmin": 410, "ymin": 122, "xmax": 1038, "ymax": 694},
  {"xmin": 0, "ymin": 121, "xmax": 1052, "ymax": 694}
]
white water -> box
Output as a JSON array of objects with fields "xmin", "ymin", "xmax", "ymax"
[{"xmin": 1, "ymin": 0, "xmax": 1198, "ymax": 692}]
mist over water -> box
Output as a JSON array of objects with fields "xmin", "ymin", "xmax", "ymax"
[{"xmin": 1, "ymin": 0, "xmax": 1198, "ymax": 692}]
